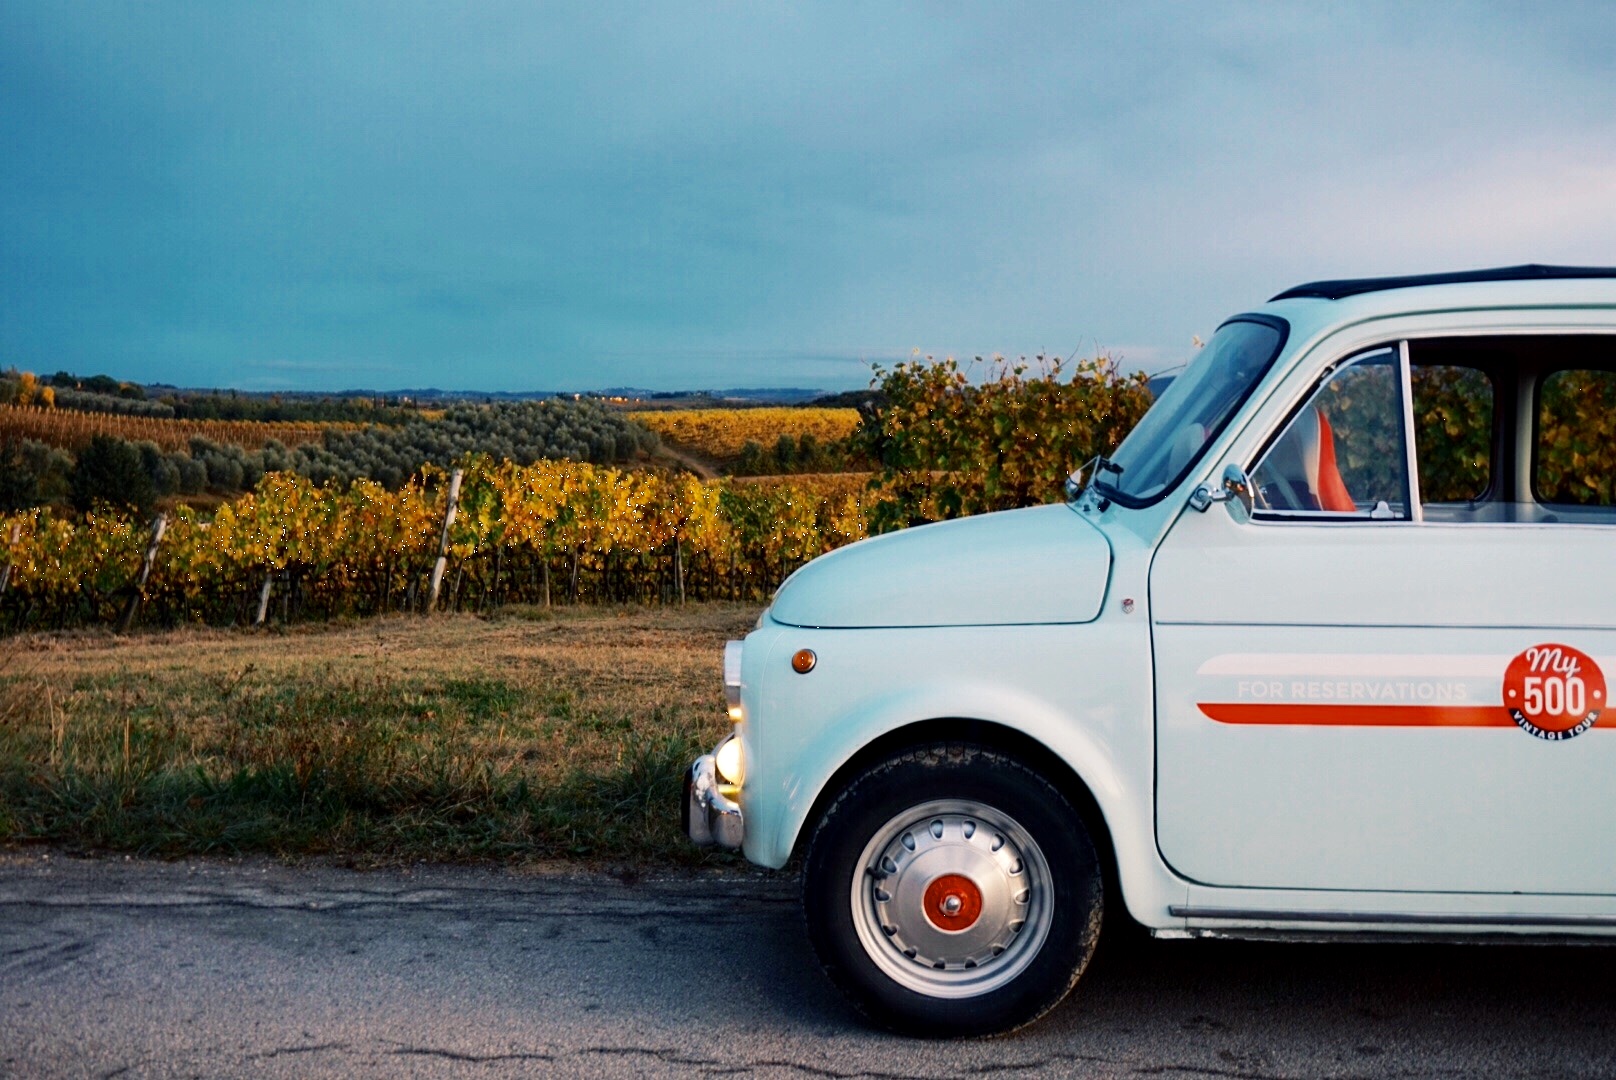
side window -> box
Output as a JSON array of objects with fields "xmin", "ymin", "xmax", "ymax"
[
  {"xmin": 1251, "ymin": 347, "xmax": 1409, "ymax": 518},
  {"xmin": 1537, "ymin": 369, "xmax": 1616, "ymax": 506},
  {"xmin": 1411, "ymin": 365, "xmax": 1493, "ymax": 504}
]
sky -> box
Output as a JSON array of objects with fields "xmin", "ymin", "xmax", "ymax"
[{"xmin": 2, "ymin": 2, "xmax": 1614, "ymax": 394}]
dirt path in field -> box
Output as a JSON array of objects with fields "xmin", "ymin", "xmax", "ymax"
[{"xmin": 649, "ymin": 444, "xmax": 720, "ymax": 479}]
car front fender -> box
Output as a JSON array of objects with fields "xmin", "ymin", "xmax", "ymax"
[{"xmin": 739, "ymin": 619, "xmax": 1183, "ymax": 926}]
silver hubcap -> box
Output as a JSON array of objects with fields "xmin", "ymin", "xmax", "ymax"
[{"xmin": 850, "ymin": 799, "xmax": 1053, "ymax": 999}]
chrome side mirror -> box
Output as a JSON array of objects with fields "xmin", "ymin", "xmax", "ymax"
[{"xmin": 1189, "ymin": 464, "xmax": 1255, "ymax": 519}]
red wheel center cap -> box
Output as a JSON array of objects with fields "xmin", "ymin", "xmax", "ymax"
[{"xmin": 923, "ymin": 873, "xmax": 984, "ymax": 931}]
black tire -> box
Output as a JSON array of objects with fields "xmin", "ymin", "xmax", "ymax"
[{"xmin": 801, "ymin": 743, "xmax": 1103, "ymax": 1036}]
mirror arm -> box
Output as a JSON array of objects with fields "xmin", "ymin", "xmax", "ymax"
[
  {"xmin": 1188, "ymin": 484, "xmax": 1225, "ymax": 512},
  {"xmin": 1190, "ymin": 464, "xmax": 1255, "ymax": 516}
]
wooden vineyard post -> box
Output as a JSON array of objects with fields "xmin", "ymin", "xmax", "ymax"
[
  {"xmin": 116, "ymin": 513, "xmax": 168, "ymax": 633},
  {"xmin": 254, "ymin": 572, "xmax": 274, "ymax": 626},
  {"xmin": 0, "ymin": 522, "xmax": 20, "ymax": 601},
  {"xmin": 426, "ymin": 468, "xmax": 464, "ymax": 613},
  {"xmin": 674, "ymin": 539, "xmax": 685, "ymax": 605}
]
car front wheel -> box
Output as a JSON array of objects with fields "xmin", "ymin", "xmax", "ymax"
[{"xmin": 801, "ymin": 743, "xmax": 1103, "ymax": 1036}]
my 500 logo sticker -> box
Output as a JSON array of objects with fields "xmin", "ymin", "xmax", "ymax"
[{"xmin": 1502, "ymin": 644, "xmax": 1606, "ymax": 740}]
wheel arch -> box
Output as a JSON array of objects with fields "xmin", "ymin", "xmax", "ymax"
[{"xmin": 789, "ymin": 717, "xmax": 1127, "ymax": 925}]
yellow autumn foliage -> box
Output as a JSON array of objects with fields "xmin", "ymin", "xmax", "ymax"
[
  {"xmin": 0, "ymin": 458, "xmax": 878, "ymax": 626},
  {"xmin": 629, "ymin": 407, "xmax": 861, "ymax": 462}
]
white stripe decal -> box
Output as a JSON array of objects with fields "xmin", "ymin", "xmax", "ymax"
[{"xmin": 1196, "ymin": 654, "xmax": 1616, "ymax": 678}]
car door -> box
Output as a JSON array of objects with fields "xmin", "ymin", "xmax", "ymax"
[{"xmin": 1150, "ymin": 337, "xmax": 1616, "ymax": 896}]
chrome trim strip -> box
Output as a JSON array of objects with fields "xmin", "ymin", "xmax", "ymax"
[
  {"xmin": 1398, "ymin": 338, "xmax": 1423, "ymax": 522},
  {"xmin": 1170, "ymin": 906, "xmax": 1616, "ymax": 928},
  {"xmin": 723, "ymin": 640, "xmax": 743, "ymax": 712}
]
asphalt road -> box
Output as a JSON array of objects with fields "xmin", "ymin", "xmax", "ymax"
[{"xmin": 3, "ymin": 853, "xmax": 1615, "ymax": 1079}]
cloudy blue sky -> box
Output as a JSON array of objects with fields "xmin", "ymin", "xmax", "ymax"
[{"xmin": 2, "ymin": 2, "xmax": 1613, "ymax": 393}]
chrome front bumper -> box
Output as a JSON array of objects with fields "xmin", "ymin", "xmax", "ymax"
[{"xmin": 683, "ymin": 751, "xmax": 744, "ymax": 850}]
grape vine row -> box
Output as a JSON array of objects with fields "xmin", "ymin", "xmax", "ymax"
[{"xmin": 0, "ymin": 461, "xmax": 875, "ymax": 630}]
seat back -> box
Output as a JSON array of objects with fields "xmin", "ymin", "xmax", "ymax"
[{"xmin": 1310, "ymin": 409, "xmax": 1356, "ymax": 512}]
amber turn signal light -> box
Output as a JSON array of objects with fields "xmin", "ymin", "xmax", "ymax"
[{"xmin": 791, "ymin": 649, "xmax": 817, "ymax": 674}]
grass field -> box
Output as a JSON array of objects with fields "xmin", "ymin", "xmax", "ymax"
[{"xmin": 0, "ymin": 604, "xmax": 759, "ymax": 865}]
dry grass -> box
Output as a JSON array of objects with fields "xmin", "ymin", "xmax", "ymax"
[{"xmin": 0, "ymin": 603, "xmax": 760, "ymax": 864}]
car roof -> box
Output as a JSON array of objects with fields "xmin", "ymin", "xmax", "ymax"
[
  {"xmin": 1270, "ymin": 264, "xmax": 1616, "ymax": 302},
  {"xmin": 1241, "ymin": 266, "xmax": 1616, "ymax": 354}
]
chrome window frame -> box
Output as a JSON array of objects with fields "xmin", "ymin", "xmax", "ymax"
[{"xmin": 1244, "ymin": 342, "xmax": 1417, "ymax": 525}]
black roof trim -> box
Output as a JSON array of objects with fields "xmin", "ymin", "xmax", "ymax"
[{"xmin": 1271, "ymin": 264, "xmax": 1616, "ymax": 302}]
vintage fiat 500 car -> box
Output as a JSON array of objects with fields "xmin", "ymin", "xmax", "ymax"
[{"xmin": 684, "ymin": 265, "xmax": 1616, "ymax": 1035}]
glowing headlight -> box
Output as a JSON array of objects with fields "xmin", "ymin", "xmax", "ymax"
[{"xmin": 715, "ymin": 734, "xmax": 745, "ymax": 786}]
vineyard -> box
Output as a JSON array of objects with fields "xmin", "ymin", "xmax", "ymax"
[
  {"xmin": 0, "ymin": 403, "xmax": 336, "ymax": 452},
  {"xmin": 0, "ymin": 460, "xmax": 875, "ymax": 631},
  {"xmin": 0, "ymin": 360, "xmax": 1182, "ymax": 631},
  {"xmin": 863, "ymin": 355, "xmax": 1155, "ymax": 528},
  {"xmin": 629, "ymin": 407, "xmax": 862, "ymax": 466},
  {"xmin": 1, "ymin": 398, "xmax": 662, "ymax": 513}
]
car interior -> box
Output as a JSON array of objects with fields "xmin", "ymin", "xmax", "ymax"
[{"xmin": 1250, "ymin": 334, "xmax": 1616, "ymax": 525}]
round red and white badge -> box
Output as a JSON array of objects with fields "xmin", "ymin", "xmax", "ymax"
[{"xmin": 1502, "ymin": 644, "xmax": 1606, "ymax": 740}]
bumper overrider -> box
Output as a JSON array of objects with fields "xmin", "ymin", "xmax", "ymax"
[
  {"xmin": 683, "ymin": 740, "xmax": 744, "ymax": 849},
  {"xmin": 684, "ymin": 640, "xmax": 746, "ymax": 850}
]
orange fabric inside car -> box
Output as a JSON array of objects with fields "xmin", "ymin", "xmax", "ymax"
[{"xmin": 1312, "ymin": 408, "xmax": 1356, "ymax": 512}]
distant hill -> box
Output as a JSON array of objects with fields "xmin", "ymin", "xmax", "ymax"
[
  {"xmin": 598, "ymin": 387, "xmax": 828, "ymax": 405},
  {"xmin": 142, "ymin": 384, "xmax": 832, "ymax": 406},
  {"xmin": 805, "ymin": 388, "xmax": 883, "ymax": 410}
]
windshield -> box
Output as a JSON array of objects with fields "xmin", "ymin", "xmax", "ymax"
[{"xmin": 1097, "ymin": 316, "xmax": 1287, "ymax": 505}]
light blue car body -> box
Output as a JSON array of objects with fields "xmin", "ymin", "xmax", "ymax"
[{"xmin": 723, "ymin": 272, "xmax": 1616, "ymax": 938}]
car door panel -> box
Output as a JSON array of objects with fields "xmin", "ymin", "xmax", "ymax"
[{"xmin": 1152, "ymin": 493, "xmax": 1616, "ymax": 895}]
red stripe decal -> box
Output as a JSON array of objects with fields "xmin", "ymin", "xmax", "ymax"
[{"xmin": 1198, "ymin": 703, "xmax": 1514, "ymax": 727}]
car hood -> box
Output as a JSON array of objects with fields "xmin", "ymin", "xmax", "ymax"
[{"xmin": 769, "ymin": 503, "xmax": 1112, "ymax": 629}]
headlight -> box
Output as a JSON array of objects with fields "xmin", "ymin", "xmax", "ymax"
[
  {"xmin": 723, "ymin": 640, "xmax": 743, "ymax": 720},
  {"xmin": 715, "ymin": 733, "xmax": 745, "ymax": 786}
]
